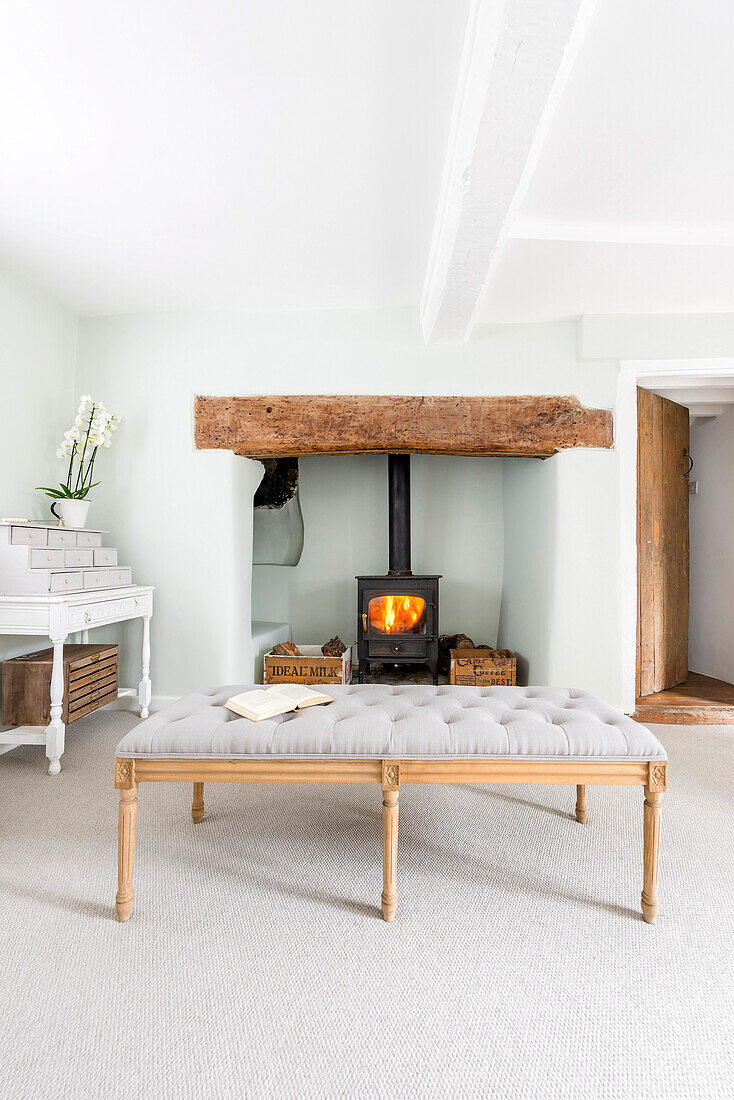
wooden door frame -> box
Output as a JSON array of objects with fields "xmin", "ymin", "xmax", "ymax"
[{"xmin": 617, "ymin": 359, "xmax": 734, "ymax": 714}]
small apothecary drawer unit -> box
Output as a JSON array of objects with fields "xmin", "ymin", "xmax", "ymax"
[
  {"xmin": 1, "ymin": 644, "xmax": 118, "ymax": 726},
  {"xmin": 0, "ymin": 522, "xmax": 133, "ymax": 595}
]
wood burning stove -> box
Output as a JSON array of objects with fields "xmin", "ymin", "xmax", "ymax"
[{"xmin": 356, "ymin": 455, "xmax": 440, "ymax": 683}]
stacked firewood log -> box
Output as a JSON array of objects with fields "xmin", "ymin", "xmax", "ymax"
[
  {"xmin": 437, "ymin": 634, "xmax": 492, "ymax": 674},
  {"xmin": 272, "ymin": 636, "xmax": 348, "ymax": 659}
]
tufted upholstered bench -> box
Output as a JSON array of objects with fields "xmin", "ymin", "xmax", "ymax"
[{"xmin": 113, "ymin": 685, "xmax": 668, "ymax": 924}]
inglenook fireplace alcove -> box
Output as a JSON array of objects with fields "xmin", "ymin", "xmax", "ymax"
[{"xmin": 195, "ymin": 393, "xmax": 614, "ymax": 683}]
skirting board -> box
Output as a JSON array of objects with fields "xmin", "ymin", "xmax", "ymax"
[{"xmin": 109, "ymin": 689, "xmax": 177, "ymax": 716}]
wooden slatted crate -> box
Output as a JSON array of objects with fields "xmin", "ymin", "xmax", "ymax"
[
  {"xmin": 448, "ymin": 648, "xmax": 517, "ymax": 687},
  {"xmin": 264, "ymin": 645, "xmax": 352, "ymax": 685},
  {"xmin": 1, "ymin": 643, "xmax": 118, "ymax": 725}
]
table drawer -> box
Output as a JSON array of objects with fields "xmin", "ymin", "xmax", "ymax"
[
  {"xmin": 107, "ymin": 567, "xmax": 132, "ymax": 586},
  {"xmin": 76, "ymin": 531, "xmax": 103, "ymax": 548},
  {"xmin": 83, "ymin": 569, "xmax": 112, "ymax": 589},
  {"xmin": 11, "ymin": 526, "xmax": 47, "ymax": 546},
  {"xmin": 49, "ymin": 571, "xmax": 85, "ymax": 593},
  {"xmin": 93, "ymin": 547, "xmax": 117, "ymax": 566},
  {"xmin": 66, "ymin": 590, "xmax": 152, "ymax": 629},
  {"xmin": 30, "ymin": 548, "xmax": 65, "ymax": 568},
  {"xmin": 65, "ymin": 549, "xmax": 93, "ymax": 567},
  {"xmin": 48, "ymin": 529, "xmax": 78, "ymax": 547}
]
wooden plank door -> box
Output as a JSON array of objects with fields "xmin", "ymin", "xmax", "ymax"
[{"xmin": 636, "ymin": 388, "xmax": 690, "ymax": 697}]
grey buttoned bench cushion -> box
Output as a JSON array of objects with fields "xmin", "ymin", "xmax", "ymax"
[{"xmin": 116, "ymin": 684, "xmax": 666, "ymax": 762}]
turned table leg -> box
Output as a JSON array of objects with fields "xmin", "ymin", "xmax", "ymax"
[
  {"xmin": 138, "ymin": 614, "xmax": 152, "ymax": 719},
  {"xmin": 575, "ymin": 784, "xmax": 588, "ymax": 824},
  {"xmin": 116, "ymin": 785, "xmax": 138, "ymax": 922},
  {"xmin": 192, "ymin": 783, "xmax": 204, "ymax": 823},
  {"xmin": 641, "ymin": 786, "xmax": 663, "ymax": 924},
  {"xmin": 45, "ymin": 638, "xmax": 66, "ymax": 776}
]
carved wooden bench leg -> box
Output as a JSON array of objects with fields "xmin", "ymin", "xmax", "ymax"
[
  {"xmin": 575, "ymin": 784, "xmax": 588, "ymax": 824},
  {"xmin": 381, "ymin": 762, "xmax": 400, "ymax": 922},
  {"xmin": 382, "ymin": 791, "xmax": 399, "ymax": 922},
  {"xmin": 641, "ymin": 786, "xmax": 663, "ymax": 924},
  {"xmin": 116, "ymin": 784, "xmax": 138, "ymax": 922},
  {"xmin": 192, "ymin": 782, "xmax": 204, "ymax": 823}
]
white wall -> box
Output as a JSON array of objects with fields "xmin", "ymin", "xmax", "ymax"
[
  {"xmin": 499, "ymin": 450, "xmax": 621, "ymax": 704},
  {"xmin": 75, "ymin": 308, "xmax": 620, "ymax": 700},
  {"xmin": 689, "ymin": 408, "xmax": 734, "ymax": 683},
  {"xmin": 0, "ymin": 265, "xmax": 77, "ymax": 671}
]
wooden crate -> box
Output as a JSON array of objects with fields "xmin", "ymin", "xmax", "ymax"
[
  {"xmin": 448, "ymin": 648, "xmax": 516, "ymax": 687},
  {"xmin": 264, "ymin": 644, "xmax": 352, "ymax": 686},
  {"xmin": 1, "ymin": 643, "xmax": 118, "ymax": 725}
]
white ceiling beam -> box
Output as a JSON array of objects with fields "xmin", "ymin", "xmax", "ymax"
[
  {"xmin": 511, "ymin": 219, "xmax": 734, "ymax": 246},
  {"xmin": 684, "ymin": 403, "xmax": 728, "ymax": 419},
  {"xmin": 652, "ymin": 388, "xmax": 734, "ymax": 407},
  {"xmin": 421, "ymin": 0, "xmax": 598, "ymax": 344},
  {"xmin": 635, "ymin": 369, "xmax": 734, "ymax": 389}
]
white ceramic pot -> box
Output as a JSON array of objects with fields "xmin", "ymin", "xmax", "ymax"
[{"xmin": 51, "ymin": 498, "xmax": 91, "ymax": 528}]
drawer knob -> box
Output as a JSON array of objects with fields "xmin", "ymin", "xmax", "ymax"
[
  {"xmin": 84, "ymin": 611, "xmax": 92, "ymax": 623},
  {"xmin": 393, "ymin": 645, "xmax": 400, "ymax": 653}
]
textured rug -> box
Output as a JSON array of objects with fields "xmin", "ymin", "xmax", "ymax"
[{"xmin": 1, "ymin": 712, "xmax": 732, "ymax": 1099}]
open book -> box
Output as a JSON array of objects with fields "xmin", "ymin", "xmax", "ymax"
[{"xmin": 224, "ymin": 685, "xmax": 333, "ymax": 722}]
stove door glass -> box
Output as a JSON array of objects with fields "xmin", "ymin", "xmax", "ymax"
[{"xmin": 368, "ymin": 594, "xmax": 427, "ymax": 634}]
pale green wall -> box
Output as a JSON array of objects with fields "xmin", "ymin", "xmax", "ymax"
[
  {"xmin": 0, "ymin": 266, "xmax": 77, "ymax": 675},
  {"xmin": 253, "ymin": 454, "xmax": 504, "ymax": 651},
  {"xmin": 75, "ymin": 307, "xmax": 620, "ymax": 701}
]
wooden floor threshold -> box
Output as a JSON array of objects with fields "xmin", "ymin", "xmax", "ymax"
[{"xmin": 634, "ymin": 671, "xmax": 734, "ymax": 725}]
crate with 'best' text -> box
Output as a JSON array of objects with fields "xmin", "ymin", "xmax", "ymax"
[
  {"xmin": 264, "ymin": 645, "xmax": 353, "ymax": 685},
  {"xmin": 449, "ymin": 648, "xmax": 516, "ymax": 687}
]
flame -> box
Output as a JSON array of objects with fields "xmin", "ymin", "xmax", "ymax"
[{"xmin": 368, "ymin": 594, "xmax": 425, "ymax": 634}]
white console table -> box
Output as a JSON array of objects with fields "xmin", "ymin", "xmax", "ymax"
[{"xmin": 0, "ymin": 585, "xmax": 154, "ymax": 774}]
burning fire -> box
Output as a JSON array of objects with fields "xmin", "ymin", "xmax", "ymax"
[{"xmin": 369, "ymin": 594, "xmax": 425, "ymax": 635}]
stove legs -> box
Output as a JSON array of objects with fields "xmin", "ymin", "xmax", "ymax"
[{"xmin": 355, "ymin": 659, "xmax": 439, "ymax": 684}]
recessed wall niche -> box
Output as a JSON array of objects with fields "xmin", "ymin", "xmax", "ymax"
[{"xmin": 251, "ymin": 453, "xmax": 504, "ymax": 661}]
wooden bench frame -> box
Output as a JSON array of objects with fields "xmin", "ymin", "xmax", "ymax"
[{"xmin": 114, "ymin": 756, "xmax": 667, "ymax": 925}]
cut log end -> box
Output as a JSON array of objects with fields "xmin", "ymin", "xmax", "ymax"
[{"xmin": 272, "ymin": 642, "xmax": 302, "ymax": 657}]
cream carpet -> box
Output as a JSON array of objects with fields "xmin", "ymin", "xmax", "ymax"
[{"xmin": 1, "ymin": 713, "xmax": 732, "ymax": 1100}]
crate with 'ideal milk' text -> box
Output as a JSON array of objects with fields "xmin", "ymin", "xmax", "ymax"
[{"xmin": 264, "ymin": 645, "xmax": 353, "ymax": 685}]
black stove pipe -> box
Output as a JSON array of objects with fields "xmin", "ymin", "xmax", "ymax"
[{"xmin": 388, "ymin": 454, "xmax": 411, "ymax": 575}]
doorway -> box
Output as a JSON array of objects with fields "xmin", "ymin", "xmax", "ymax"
[{"xmin": 631, "ymin": 377, "xmax": 734, "ymax": 722}]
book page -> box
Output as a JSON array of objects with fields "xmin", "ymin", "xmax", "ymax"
[
  {"xmin": 225, "ymin": 689, "xmax": 296, "ymax": 720},
  {"xmin": 267, "ymin": 685, "xmax": 333, "ymax": 707}
]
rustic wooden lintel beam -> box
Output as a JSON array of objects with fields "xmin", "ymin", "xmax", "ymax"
[{"xmin": 194, "ymin": 394, "xmax": 613, "ymax": 459}]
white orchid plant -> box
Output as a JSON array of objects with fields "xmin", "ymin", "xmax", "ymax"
[{"xmin": 37, "ymin": 395, "xmax": 121, "ymax": 501}]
